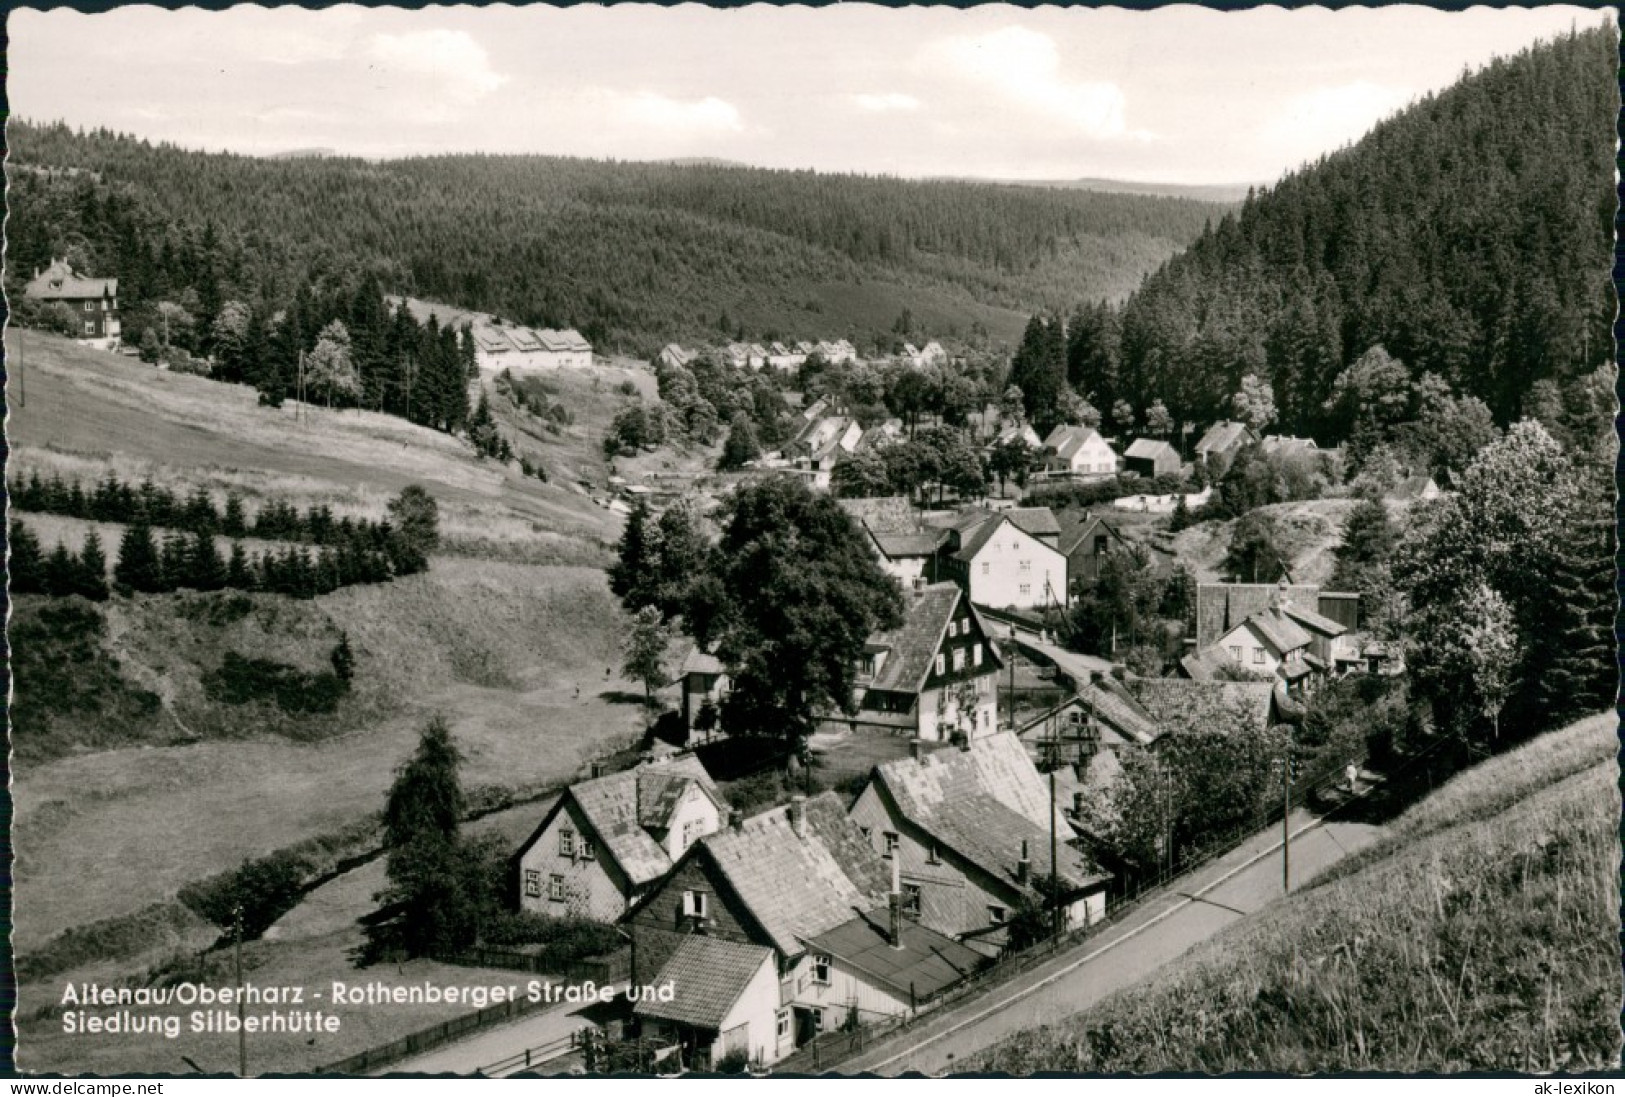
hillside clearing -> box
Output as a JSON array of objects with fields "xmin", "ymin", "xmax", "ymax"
[
  {"xmin": 1170, "ymin": 498, "xmax": 1361, "ymax": 585},
  {"xmin": 969, "ymin": 714, "xmax": 1621, "ymax": 1073}
]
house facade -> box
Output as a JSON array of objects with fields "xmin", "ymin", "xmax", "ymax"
[
  {"xmin": 935, "ymin": 511, "xmax": 1068, "ymax": 612},
  {"xmin": 513, "ymin": 756, "xmax": 725, "ymax": 920},
  {"xmin": 1039, "ymin": 425, "xmax": 1118, "ymax": 480},
  {"xmin": 634, "ymin": 936, "xmax": 780, "ymax": 1070},
  {"xmin": 25, "ymin": 259, "xmax": 120, "ymax": 349},
  {"xmin": 1056, "ymin": 511, "xmax": 1129, "ymax": 591},
  {"xmin": 847, "ymin": 582, "xmax": 1003, "ymax": 742},
  {"xmin": 1122, "ymin": 438, "xmax": 1181, "ymax": 478},
  {"xmin": 473, "ymin": 323, "xmax": 593, "ymax": 371},
  {"xmin": 1194, "ymin": 421, "xmax": 1259, "ymax": 466}
]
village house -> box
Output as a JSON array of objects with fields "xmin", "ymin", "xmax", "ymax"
[
  {"xmin": 848, "ymin": 732, "xmax": 1112, "ymax": 956},
  {"xmin": 1259, "ymin": 434, "xmax": 1319, "ymax": 459},
  {"xmin": 25, "ymin": 258, "xmax": 120, "ymax": 349},
  {"xmin": 1121, "ymin": 438, "xmax": 1182, "ymax": 478},
  {"xmin": 1185, "ymin": 583, "xmax": 1354, "ymax": 691},
  {"xmin": 472, "ymin": 322, "xmax": 593, "ymax": 371},
  {"xmin": 1195, "ymin": 581, "xmax": 1326, "ymax": 650},
  {"xmin": 1037, "ymin": 425, "xmax": 1119, "ymax": 480},
  {"xmin": 765, "ymin": 342, "xmax": 805, "ymax": 372},
  {"xmin": 673, "ymin": 645, "xmax": 729, "ymax": 736},
  {"xmin": 842, "ymin": 582, "xmax": 1003, "ymax": 742},
  {"xmin": 656, "ymin": 344, "xmax": 698, "ymax": 372},
  {"xmin": 623, "ymin": 793, "xmax": 980, "ymax": 1063},
  {"xmin": 512, "ymin": 755, "xmax": 727, "ymax": 921},
  {"xmin": 1391, "ymin": 474, "xmax": 1443, "ymax": 502},
  {"xmin": 990, "ymin": 422, "xmax": 1044, "ymax": 451},
  {"xmin": 1193, "ymin": 420, "xmax": 1259, "ymax": 467},
  {"xmin": 633, "ymin": 935, "xmax": 780, "ymax": 1070},
  {"xmin": 1055, "ymin": 510, "xmax": 1130, "ymax": 591},
  {"xmin": 787, "ymin": 415, "xmax": 864, "ymax": 490},
  {"xmin": 932, "ymin": 509, "xmax": 1068, "ymax": 612}
]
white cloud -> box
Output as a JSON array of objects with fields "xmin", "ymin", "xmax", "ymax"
[
  {"xmin": 920, "ymin": 26, "xmax": 1127, "ymax": 138},
  {"xmin": 365, "ymin": 29, "xmax": 507, "ymax": 104},
  {"xmin": 852, "ymin": 92, "xmax": 920, "ymax": 113},
  {"xmin": 1260, "ymin": 81, "xmax": 1412, "ymax": 154},
  {"xmin": 617, "ymin": 92, "xmax": 743, "ymax": 135}
]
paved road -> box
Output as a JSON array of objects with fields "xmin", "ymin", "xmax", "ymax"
[{"xmin": 838, "ymin": 811, "xmax": 1384, "ymax": 1077}]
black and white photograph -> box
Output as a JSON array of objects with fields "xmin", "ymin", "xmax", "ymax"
[{"xmin": 4, "ymin": 1, "xmax": 1620, "ymax": 1080}]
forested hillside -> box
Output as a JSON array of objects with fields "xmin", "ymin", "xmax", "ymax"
[
  {"xmin": 1046, "ymin": 26, "xmax": 1615, "ymax": 438},
  {"xmin": 6, "ymin": 123, "xmax": 1222, "ymax": 354}
]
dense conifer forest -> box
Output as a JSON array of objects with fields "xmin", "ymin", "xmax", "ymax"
[
  {"xmin": 6, "ymin": 121, "xmax": 1221, "ymax": 354},
  {"xmin": 1048, "ymin": 27, "xmax": 1616, "ymax": 438}
]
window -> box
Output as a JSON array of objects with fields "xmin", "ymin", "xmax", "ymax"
[
  {"xmin": 883, "ymin": 831, "xmax": 899, "ymax": 859},
  {"xmin": 934, "ymin": 654, "xmax": 946, "ymax": 677},
  {"xmin": 1253, "ymin": 647, "xmax": 1266, "ymax": 665},
  {"xmin": 973, "ymin": 644, "xmax": 983, "ymax": 666},
  {"xmin": 1019, "ymin": 584, "xmax": 1031, "ymax": 597},
  {"xmin": 982, "ymin": 562, "xmax": 990, "ymax": 576},
  {"xmin": 901, "ymin": 884, "xmax": 923, "ymax": 918},
  {"xmin": 579, "ymin": 835, "xmax": 596, "ymax": 860},
  {"xmin": 559, "ymin": 828, "xmax": 575, "ymax": 857},
  {"xmin": 859, "ymin": 825, "xmax": 871, "ymax": 840},
  {"xmin": 952, "ymin": 649, "xmax": 966, "ymax": 672},
  {"xmin": 1095, "ymin": 536, "xmax": 1109, "ymax": 555},
  {"xmin": 682, "ymin": 890, "xmax": 709, "ymax": 919},
  {"xmin": 988, "ymin": 905, "xmax": 1007, "ymax": 925},
  {"xmin": 1229, "ymin": 645, "xmax": 1242, "ymax": 662},
  {"xmin": 1020, "ymin": 560, "xmax": 1031, "ymax": 572},
  {"xmin": 83, "ymin": 322, "xmax": 96, "ymax": 335},
  {"xmin": 811, "ymin": 955, "xmax": 831, "ymax": 985},
  {"xmin": 524, "ymin": 869, "xmax": 542, "ymax": 898},
  {"xmin": 776, "ymin": 1010, "xmax": 791, "ymax": 1039},
  {"xmin": 548, "ymin": 875, "xmax": 566, "ymax": 901},
  {"xmin": 84, "ymin": 301, "xmax": 94, "ymax": 312},
  {"xmin": 810, "ymin": 1008, "xmax": 825, "ymax": 1033},
  {"xmin": 926, "ymin": 843, "xmax": 941, "ymax": 865}
]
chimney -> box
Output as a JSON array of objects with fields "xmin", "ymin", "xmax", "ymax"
[
  {"xmin": 1016, "ymin": 839, "xmax": 1031, "ymax": 884},
  {"xmin": 888, "ymin": 854, "xmax": 905, "ymax": 949},
  {"xmin": 730, "ymin": 810, "xmax": 744, "ymax": 831},
  {"xmin": 1072, "ymin": 791, "xmax": 1085, "ymax": 818},
  {"xmin": 790, "ymin": 794, "xmax": 806, "ymax": 838},
  {"xmin": 1110, "ymin": 665, "xmax": 1128, "ymax": 682}
]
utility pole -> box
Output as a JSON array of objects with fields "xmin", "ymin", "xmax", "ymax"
[
  {"xmin": 1049, "ymin": 717, "xmax": 1060, "ymax": 940},
  {"xmin": 17, "ymin": 327, "xmax": 25, "ymax": 409},
  {"xmin": 233, "ymin": 903, "xmax": 247, "ymax": 1078},
  {"xmin": 297, "ymin": 350, "xmax": 305, "ymax": 425},
  {"xmin": 1281, "ymin": 730, "xmax": 1293, "ymax": 895},
  {"xmin": 1007, "ymin": 624, "xmax": 1017, "ymax": 729}
]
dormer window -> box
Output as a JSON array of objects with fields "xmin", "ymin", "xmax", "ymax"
[{"xmin": 682, "ymin": 890, "xmax": 709, "ymax": 919}]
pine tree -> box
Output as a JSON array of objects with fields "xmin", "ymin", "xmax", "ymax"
[
  {"xmin": 9, "ymin": 520, "xmax": 46, "ymax": 594},
  {"xmin": 222, "ymin": 492, "xmax": 247, "ymax": 538},
  {"xmin": 226, "ymin": 541, "xmax": 253, "ymax": 589},
  {"xmin": 75, "ymin": 530, "xmax": 110, "ymax": 601},
  {"xmin": 43, "ymin": 542, "xmax": 77, "ymax": 597},
  {"xmin": 608, "ymin": 497, "xmax": 659, "ymax": 610},
  {"xmin": 189, "ymin": 530, "xmax": 227, "ymax": 591},
  {"xmin": 115, "ymin": 523, "xmax": 166, "ymax": 593},
  {"xmin": 160, "ymin": 533, "xmax": 189, "ymax": 591}
]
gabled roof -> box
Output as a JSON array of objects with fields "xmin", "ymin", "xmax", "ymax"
[
  {"xmin": 870, "ymin": 733, "xmax": 1107, "ymax": 895},
  {"xmin": 866, "ymin": 583, "xmax": 965, "ymax": 694},
  {"xmin": 1260, "ymin": 435, "xmax": 1318, "ymax": 457},
  {"xmin": 802, "ymin": 910, "xmax": 987, "ymax": 1000},
  {"xmin": 1393, "ymin": 475, "xmax": 1440, "ymax": 499},
  {"xmin": 1003, "ymin": 507, "xmax": 1060, "ymax": 540},
  {"xmin": 634, "ymin": 935, "xmax": 773, "ymax": 1029},
  {"xmin": 1178, "ymin": 647, "xmax": 1234, "ymax": 682},
  {"xmin": 473, "ymin": 327, "xmax": 513, "ymax": 353},
  {"xmin": 1235, "ymin": 608, "xmax": 1313, "ymax": 655},
  {"xmin": 1043, "ymin": 425, "xmax": 1107, "ymax": 460},
  {"xmin": 1126, "ymin": 676, "xmax": 1277, "ymax": 734},
  {"xmin": 837, "ymin": 496, "xmax": 920, "ymax": 532},
  {"xmin": 1055, "ymin": 510, "xmax": 1124, "ymax": 557},
  {"xmin": 696, "ymin": 793, "xmax": 892, "ymax": 958},
  {"xmin": 659, "ymin": 343, "xmax": 696, "ymax": 367},
  {"xmin": 518, "ymin": 756, "xmax": 723, "ymax": 887},
  {"xmin": 1124, "ymin": 438, "xmax": 1179, "ymax": 462},
  {"xmin": 25, "ymin": 259, "xmax": 117, "ymax": 301},
  {"xmin": 1195, "ymin": 421, "xmax": 1256, "ymax": 455},
  {"xmin": 1196, "ymin": 582, "xmax": 1322, "ymax": 649},
  {"xmin": 677, "ymin": 644, "xmax": 727, "ymax": 678},
  {"xmin": 508, "ymin": 327, "xmax": 544, "ymax": 352},
  {"xmin": 1282, "ymin": 603, "xmax": 1347, "ymax": 638},
  {"xmin": 871, "ymin": 528, "xmax": 949, "ymax": 560}
]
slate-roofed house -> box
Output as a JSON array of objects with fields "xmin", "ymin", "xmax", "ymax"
[
  {"xmin": 1122, "ymin": 438, "xmax": 1182, "ymax": 478},
  {"xmin": 849, "ymin": 732, "xmax": 1111, "ymax": 955},
  {"xmin": 514, "ymin": 755, "xmax": 726, "ymax": 920},
  {"xmin": 845, "ymin": 582, "xmax": 1003, "ymax": 742},
  {"xmin": 1016, "ymin": 674, "xmax": 1161, "ymax": 775},
  {"xmin": 787, "ymin": 416, "xmax": 864, "ymax": 490},
  {"xmin": 932, "ymin": 509, "xmax": 1068, "ymax": 611},
  {"xmin": 622, "ymin": 792, "xmax": 907, "ymax": 1058},
  {"xmin": 1039, "ymin": 425, "xmax": 1118, "ymax": 480},
  {"xmin": 657, "ymin": 344, "xmax": 697, "ymax": 371},
  {"xmin": 1194, "ymin": 421, "xmax": 1259, "ymax": 465},
  {"xmin": 25, "ymin": 258, "xmax": 121, "ymax": 348},
  {"xmin": 1260, "ymin": 435, "xmax": 1319, "ymax": 458},
  {"xmin": 1055, "ymin": 510, "xmax": 1130, "ymax": 591},
  {"xmin": 861, "ymin": 526, "xmax": 949, "ymax": 591},
  {"xmin": 1195, "ymin": 582, "xmax": 1323, "ymax": 650},
  {"xmin": 634, "ymin": 935, "xmax": 779, "ymax": 1070},
  {"xmin": 1002, "ymin": 507, "xmax": 1061, "ymax": 546},
  {"xmin": 674, "ymin": 644, "xmax": 729, "ymax": 736}
]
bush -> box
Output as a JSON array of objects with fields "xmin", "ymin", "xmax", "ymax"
[
  {"xmin": 714, "ymin": 1048, "xmax": 751, "ymax": 1074},
  {"xmin": 202, "ymin": 651, "xmax": 349, "ymax": 714},
  {"xmin": 178, "ymin": 850, "xmax": 316, "ymax": 940},
  {"xmin": 479, "ymin": 912, "xmax": 625, "ymax": 971}
]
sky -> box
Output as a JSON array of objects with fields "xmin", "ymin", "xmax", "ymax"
[{"xmin": 9, "ymin": 4, "xmax": 1607, "ymax": 186}]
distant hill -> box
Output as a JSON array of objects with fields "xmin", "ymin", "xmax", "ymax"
[
  {"xmin": 1060, "ymin": 26, "xmax": 1615, "ymax": 436},
  {"xmin": 266, "ymin": 147, "xmax": 336, "ymax": 160},
  {"xmin": 974, "ymin": 712, "xmax": 1621, "ymax": 1072},
  {"xmin": 943, "ymin": 176, "xmax": 1255, "ymax": 204},
  {"xmin": 6, "ymin": 122, "xmax": 1225, "ymax": 355}
]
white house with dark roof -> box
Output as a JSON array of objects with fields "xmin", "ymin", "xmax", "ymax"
[
  {"xmin": 932, "ymin": 509, "xmax": 1067, "ymax": 612},
  {"xmin": 848, "ymin": 732, "xmax": 1111, "ymax": 955},
  {"xmin": 1194, "ymin": 420, "xmax": 1259, "ymax": 465},
  {"xmin": 1038, "ymin": 425, "xmax": 1118, "ymax": 480},
  {"xmin": 512, "ymin": 755, "xmax": 726, "ymax": 920},
  {"xmin": 845, "ymin": 582, "xmax": 1003, "ymax": 742},
  {"xmin": 25, "ymin": 259, "xmax": 120, "ymax": 348},
  {"xmin": 656, "ymin": 344, "xmax": 698, "ymax": 372}
]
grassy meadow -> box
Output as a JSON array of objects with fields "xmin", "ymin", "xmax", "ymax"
[{"xmin": 969, "ymin": 713, "xmax": 1622, "ymax": 1073}]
